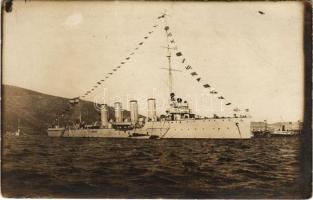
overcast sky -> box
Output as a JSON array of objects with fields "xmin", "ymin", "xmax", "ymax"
[{"xmin": 3, "ymin": 1, "xmax": 304, "ymax": 122}]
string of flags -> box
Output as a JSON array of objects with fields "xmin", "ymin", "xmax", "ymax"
[
  {"xmin": 78, "ymin": 15, "xmax": 164, "ymax": 99},
  {"xmin": 64, "ymin": 12, "xmax": 249, "ymax": 115},
  {"xmin": 162, "ymin": 24, "xmax": 246, "ymax": 112}
]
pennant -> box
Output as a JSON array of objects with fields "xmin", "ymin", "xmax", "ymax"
[
  {"xmin": 108, "ymin": 73, "xmax": 113, "ymax": 75},
  {"xmin": 126, "ymin": 57, "xmax": 130, "ymax": 60},
  {"xmin": 91, "ymin": 88, "xmax": 94, "ymax": 91},
  {"xmin": 139, "ymin": 42, "xmax": 143, "ymax": 45},
  {"xmin": 105, "ymin": 76, "xmax": 109, "ymax": 78},
  {"xmin": 130, "ymin": 52, "xmax": 134, "ymax": 55},
  {"xmin": 182, "ymin": 58, "xmax": 186, "ymax": 63},
  {"xmin": 185, "ymin": 65, "xmax": 192, "ymax": 70},
  {"xmin": 94, "ymin": 85, "xmax": 97, "ymax": 88},
  {"xmin": 203, "ymin": 84, "xmax": 210, "ymax": 88},
  {"xmin": 135, "ymin": 47, "xmax": 139, "ymax": 50},
  {"xmin": 158, "ymin": 14, "xmax": 165, "ymax": 19},
  {"xmin": 210, "ymin": 90, "xmax": 218, "ymax": 94},
  {"xmin": 170, "ymin": 40, "xmax": 175, "ymax": 43},
  {"xmin": 245, "ymin": 109, "xmax": 249, "ymax": 112},
  {"xmin": 226, "ymin": 103, "xmax": 231, "ymax": 106},
  {"xmin": 121, "ymin": 62, "xmax": 125, "ymax": 64},
  {"xmin": 149, "ymin": 31, "xmax": 153, "ymax": 34},
  {"xmin": 117, "ymin": 66, "xmax": 121, "ymax": 68},
  {"xmin": 218, "ymin": 96, "xmax": 224, "ymax": 99},
  {"xmin": 153, "ymin": 25, "xmax": 158, "ymax": 28},
  {"xmin": 101, "ymin": 80, "xmax": 104, "ymax": 82},
  {"xmin": 167, "ymin": 33, "xmax": 172, "ymax": 37},
  {"xmin": 233, "ymin": 108, "xmax": 241, "ymax": 112},
  {"xmin": 196, "ymin": 78, "xmax": 201, "ymax": 82},
  {"xmin": 113, "ymin": 69, "xmax": 117, "ymax": 71},
  {"xmin": 190, "ymin": 72, "xmax": 198, "ymax": 76},
  {"xmin": 97, "ymin": 82, "xmax": 101, "ymax": 84},
  {"xmin": 164, "ymin": 26, "xmax": 169, "ymax": 31},
  {"xmin": 176, "ymin": 52, "xmax": 182, "ymax": 56},
  {"xmin": 144, "ymin": 36, "xmax": 148, "ymax": 39}
]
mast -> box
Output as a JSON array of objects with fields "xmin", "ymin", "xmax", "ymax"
[
  {"xmin": 163, "ymin": 13, "xmax": 173, "ymax": 94},
  {"xmin": 79, "ymin": 100, "xmax": 82, "ymax": 123}
]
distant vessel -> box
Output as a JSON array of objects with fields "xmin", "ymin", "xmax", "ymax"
[
  {"xmin": 6, "ymin": 119, "xmax": 20, "ymax": 137},
  {"xmin": 48, "ymin": 12, "xmax": 252, "ymax": 139},
  {"xmin": 271, "ymin": 124, "xmax": 300, "ymax": 137},
  {"xmin": 269, "ymin": 119, "xmax": 301, "ymax": 137}
]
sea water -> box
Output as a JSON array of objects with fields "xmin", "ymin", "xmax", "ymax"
[{"xmin": 1, "ymin": 135, "xmax": 307, "ymax": 198}]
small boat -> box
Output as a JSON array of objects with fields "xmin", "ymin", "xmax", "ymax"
[
  {"xmin": 252, "ymin": 130, "xmax": 271, "ymax": 138},
  {"xmin": 129, "ymin": 133, "xmax": 159, "ymax": 139}
]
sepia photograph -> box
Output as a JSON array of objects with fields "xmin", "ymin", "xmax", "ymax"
[{"xmin": 1, "ymin": 0, "xmax": 312, "ymax": 198}]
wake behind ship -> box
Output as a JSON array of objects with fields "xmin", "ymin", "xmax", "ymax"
[{"xmin": 48, "ymin": 12, "xmax": 252, "ymax": 139}]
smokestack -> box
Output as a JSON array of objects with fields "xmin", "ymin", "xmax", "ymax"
[
  {"xmin": 129, "ymin": 100, "xmax": 138, "ymax": 124},
  {"xmin": 100, "ymin": 104, "xmax": 108, "ymax": 127},
  {"xmin": 114, "ymin": 102, "xmax": 123, "ymax": 123},
  {"xmin": 147, "ymin": 98, "xmax": 157, "ymax": 121}
]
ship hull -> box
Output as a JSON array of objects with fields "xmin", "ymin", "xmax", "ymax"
[
  {"xmin": 48, "ymin": 117, "xmax": 251, "ymax": 139},
  {"xmin": 48, "ymin": 128, "xmax": 129, "ymax": 138},
  {"xmin": 137, "ymin": 117, "xmax": 251, "ymax": 139},
  {"xmin": 270, "ymin": 130, "xmax": 299, "ymax": 137}
]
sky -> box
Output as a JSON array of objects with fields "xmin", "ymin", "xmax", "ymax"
[{"xmin": 3, "ymin": 1, "xmax": 304, "ymax": 122}]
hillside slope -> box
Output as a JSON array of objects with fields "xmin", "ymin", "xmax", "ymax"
[{"xmin": 2, "ymin": 85, "xmax": 130, "ymax": 135}]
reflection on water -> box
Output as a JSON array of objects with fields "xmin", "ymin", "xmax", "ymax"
[{"xmin": 1, "ymin": 135, "xmax": 306, "ymax": 198}]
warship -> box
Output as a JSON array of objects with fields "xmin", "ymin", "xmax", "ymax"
[{"xmin": 48, "ymin": 12, "xmax": 252, "ymax": 139}]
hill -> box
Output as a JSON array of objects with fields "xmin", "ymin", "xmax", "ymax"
[{"xmin": 2, "ymin": 85, "xmax": 131, "ymax": 135}]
